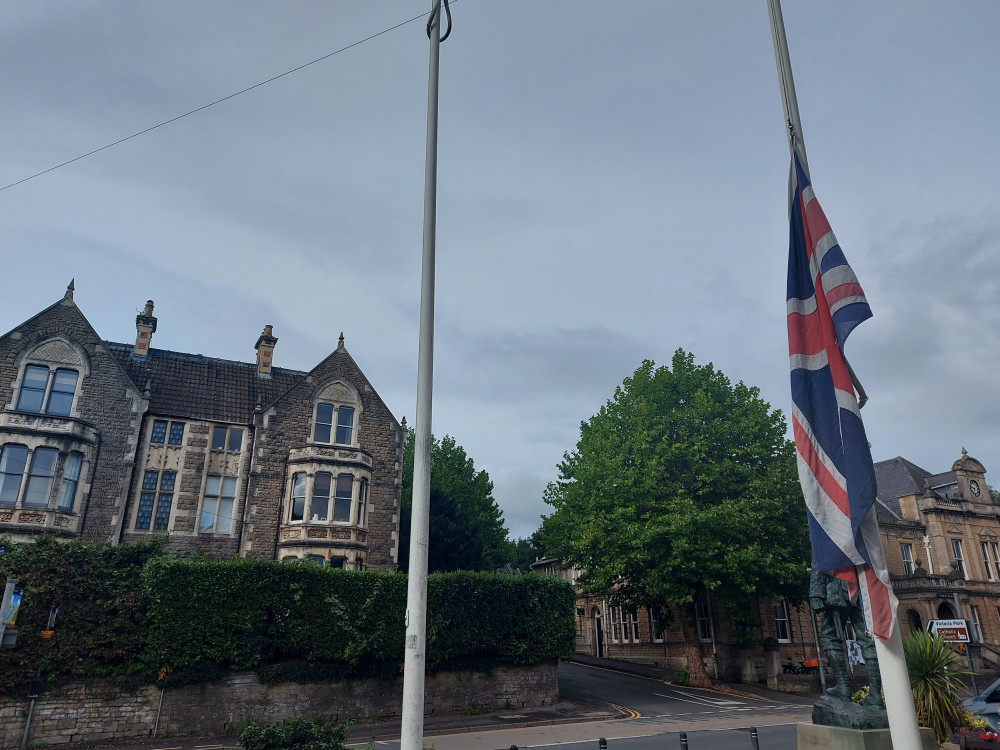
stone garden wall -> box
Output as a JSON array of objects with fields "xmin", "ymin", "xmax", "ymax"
[{"xmin": 0, "ymin": 662, "xmax": 557, "ymax": 749}]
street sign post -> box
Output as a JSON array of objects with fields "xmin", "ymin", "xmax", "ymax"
[{"xmin": 927, "ymin": 618, "xmax": 971, "ymax": 643}]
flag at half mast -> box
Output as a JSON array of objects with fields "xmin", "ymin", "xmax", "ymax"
[{"xmin": 786, "ymin": 150, "xmax": 897, "ymax": 639}]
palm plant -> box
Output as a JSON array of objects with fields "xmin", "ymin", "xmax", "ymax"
[{"xmin": 904, "ymin": 630, "xmax": 970, "ymax": 742}]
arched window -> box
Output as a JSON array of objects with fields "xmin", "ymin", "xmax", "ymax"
[
  {"xmin": 311, "ymin": 381, "xmax": 361, "ymax": 446},
  {"xmin": 16, "ymin": 367, "xmax": 79, "ymax": 416},
  {"xmin": 907, "ymin": 609, "xmax": 923, "ymax": 634}
]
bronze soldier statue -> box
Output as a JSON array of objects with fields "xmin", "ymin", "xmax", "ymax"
[{"xmin": 810, "ymin": 566, "xmax": 883, "ymax": 707}]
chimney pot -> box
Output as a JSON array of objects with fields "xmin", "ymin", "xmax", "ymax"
[
  {"xmin": 255, "ymin": 325, "xmax": 278, "ymax": 377},
  {"xmin": 134, "ymin": 299, "xmax": 158, "ymax": 359}
]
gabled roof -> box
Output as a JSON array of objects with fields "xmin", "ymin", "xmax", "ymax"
[
  {"xmin": 874, "ymin": 456, "xmax": 932, "ymax": 517},
  {"xmin": 107, "ymin": 342, "xmax": 305, "ymax": 424}
]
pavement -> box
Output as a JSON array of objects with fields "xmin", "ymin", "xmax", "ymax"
[{"xmin": 45, "ymin": 657, "xmax": 820, "ymax": 750}]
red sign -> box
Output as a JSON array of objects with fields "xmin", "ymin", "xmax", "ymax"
[{"xmin": 928, "ymin": 619, "xmax": 971, "ymax": 643}]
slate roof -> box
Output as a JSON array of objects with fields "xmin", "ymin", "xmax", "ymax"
[
  {"xmin": 874, "ymin": 456, "xmax": 932, "ymax": 518},
  {"xmin": 107, "ymin": 341, "xmax": 306, "ymax": 424}
]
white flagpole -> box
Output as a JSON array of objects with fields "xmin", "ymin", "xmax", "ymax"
[
  {"xmin": 401, "ymin": 2, "xmax": 446, "ymax": 749},
  {"xmin": 766, "ymin": 1, "xmax": 924, "ymax": 746}
]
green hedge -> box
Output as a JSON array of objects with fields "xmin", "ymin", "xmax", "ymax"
[
  {"xmin": 0, "ymin": 536, "xmax": 575, "ymax": 693},
  {"xmin": 142, "ymin": 557, "xmax": 576, "ymax": 681}
]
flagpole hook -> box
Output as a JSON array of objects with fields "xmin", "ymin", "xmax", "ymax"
[{"xmin": 427, "ymin": 0, "xmax": 453, "ymax": 42}]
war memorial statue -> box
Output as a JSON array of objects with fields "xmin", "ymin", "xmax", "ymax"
[{"xmin": 809, "ymin": 567, "xmax": 889, "ymax": 729}]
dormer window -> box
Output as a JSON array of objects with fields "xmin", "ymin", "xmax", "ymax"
[
  {"xmin": 16, "ymin": 366, "xmax": 79, "ymax": 416},
  {"xmin": 314, "ymin": 404, "xmax": 355, "ymax": 445}
]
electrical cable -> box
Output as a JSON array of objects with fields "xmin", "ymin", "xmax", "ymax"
[{"xmin": 1, "ymin": 4, "xmax": 457, "ymax": 193}]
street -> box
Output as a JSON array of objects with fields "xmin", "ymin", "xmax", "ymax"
[{"xmin": 348, "ymin": 662, "xmax": 812, "ymax": 750}]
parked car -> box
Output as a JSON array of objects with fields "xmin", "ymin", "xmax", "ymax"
[{"xmin": 962, "ymin": 677, "xmax": 1000, "ymax": 731}]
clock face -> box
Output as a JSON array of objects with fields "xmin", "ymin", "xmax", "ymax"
[{"xmin": 970, "ymin": 480, "xmax": 982, "ymax": 497}]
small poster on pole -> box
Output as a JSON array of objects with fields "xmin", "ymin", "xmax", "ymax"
[{"xmin": 2, "ymin": 591, "xmax": 21, "ymax": 628}]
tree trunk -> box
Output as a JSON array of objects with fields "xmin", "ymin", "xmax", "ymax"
[{"xmin": 677, "ymin": 602, "xmax": 713, "ymax": 688}]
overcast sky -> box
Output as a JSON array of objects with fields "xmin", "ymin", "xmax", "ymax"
[{"xmin": 2, "ymin": 2, "xmax": 999, "ymax": 540}]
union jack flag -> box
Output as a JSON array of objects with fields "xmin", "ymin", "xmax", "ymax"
[{"xmin": 786, "ymin": 150, "xmax": 897, "ymax": 639}]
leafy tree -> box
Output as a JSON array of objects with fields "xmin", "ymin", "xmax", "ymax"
[
  {"xmin": 399, "ymin": 431, "xmax": 510, "ymax": 572},
  {"xmin": 542, "ymin": 350, "xmax": 810, "ymax": 686},
  {"xmin": 511, "ymin": 528, "xmax": 551, "ymax": 571},
  {"xmin": 989, "ymin": 484, "xmax": 1000, "ymax": 504}
]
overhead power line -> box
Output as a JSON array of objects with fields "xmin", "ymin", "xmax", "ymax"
[{"xmin": 0, "ymin": 7, "xmax": 437, "ymax": 193}]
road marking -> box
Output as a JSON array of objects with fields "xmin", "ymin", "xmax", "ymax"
[
  {"xmin": 671, "ymin": 688, "xmax": 744, "ymax": 705},
  {"xmin": 609, "ymin": 702, "xmax": 641, "ymax": 719},
  {"xmin": 653, "ymin": 692, "xmax": 734, "ymax": 708}
]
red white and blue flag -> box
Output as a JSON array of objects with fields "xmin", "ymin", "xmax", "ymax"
[{"xmin": 786, "ymin": 150, "xmax": 897, "ymax": 639}]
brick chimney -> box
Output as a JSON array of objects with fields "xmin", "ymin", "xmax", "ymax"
[
  {"xmin": 255, "ymin": 325, "xmax": 278, "ymax": 377},
  {"xmin": 134, "ymin": 300, "xmax": 157, "ymax": 359}
]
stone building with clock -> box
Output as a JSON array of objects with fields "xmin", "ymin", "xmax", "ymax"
[
  {"xmin": 542, "ymin": 448, "xmax": 1000, "ymax": 686},
  {"xmin": 874, "ymin": 448, "xmax": 1000, "ymax": 671},
  {"xmin": 0, "ymin": 285, "xmax": 403, "ymax": 570}
]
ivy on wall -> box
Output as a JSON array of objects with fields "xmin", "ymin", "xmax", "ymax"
[
  {"xmin": 0, "ymin": 536, "xmax": 576, "ymax": 694},
  {"xmin": 0, "ymin": 534, "xmax": 166, "ymax": 692}
]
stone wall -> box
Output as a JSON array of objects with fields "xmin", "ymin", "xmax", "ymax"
[{"xmin": 0, "ymin": 663, "xmax": 557, "ymax": 749}]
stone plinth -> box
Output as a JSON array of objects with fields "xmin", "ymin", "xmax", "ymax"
[{"xmin": 797, "ymin": 722, "xmax": 937, "ymax": 749}]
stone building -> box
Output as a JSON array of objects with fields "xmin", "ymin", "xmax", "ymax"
[
  {"xmin": 538, "ymin": 449, "xmax": 1000, "ymax": 686},
  {"xmin": 0, "ymin": 285, "xmax": 403, "ymax": 570}
]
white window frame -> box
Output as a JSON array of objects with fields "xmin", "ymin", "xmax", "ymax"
[
  {"xmin": 983, "ymin": 542, "xmax": 996, "ymax": 581},
  {"xmin": 952, "ymin": 539, "xmax": 968, "ymax": 579},
  {"xmin": 200, "ymin": 475, "xmax": 238, "ymax": 534},
  {"xmin": 312, "ymin": 402, "xmax": 358, "ymax": 446},
  {"xmin": 57, "ymin": 451, "xmax": 83, "ymax": 511},
  {"xmin": 608, "ymin": 604, "xmax": 620, "ymax": 643},
  {"xmin": 648, "ymin": 607, "xmax": 664, "ymax": 643},
  {"xmin": 625, "ymin": 610, "xmax": 640, "ymax": 642},
  {"xmin": 972, "ymin": 605, "xmax": 984, "ymax": 642},
  {"xmin": 772, "ymin": 599, "xmax": 792, "ymax": 643},
  {"xmin": 901, "ymin": 543, "xmax": 915, "ymax": 575},
  {"xmin": 286, "ymin": 468, "xmax": 369, "ymax": 526}
]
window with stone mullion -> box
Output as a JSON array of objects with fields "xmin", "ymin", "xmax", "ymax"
[
  {"xmin": 333, "ymin": 474, "xmax": 353, "ymax": 522},
  {"xmin": 23, "ymin": 448, "xmax": 58, "ymax": 506},
  {"xmin": 152, "ymin": 472, "xmax": 175, "ymax": 530},
  {"xmin": 290, "ymin": 473, "xmax": 307, "ymax": 521},
  {"xmin": 0, "ymin": 444, "xmax": 29, "ymax": 506},
  {"xmin": 57, "ymin": 452, "xmax": 83, "ymax": 510},
  {"xmin": 310, "ymin": 473, "xmax": 331, "ymax": 521},
  {"xmin": 16, "ymin": 366, "xmax": 49, "ymax": 412}
]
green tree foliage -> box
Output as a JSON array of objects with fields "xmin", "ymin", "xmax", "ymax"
[
  {"xmin": 511, "ymin": 528, "xmax": 550, "ymax": 571},
  {"xmin": 399, "ymin": 430, "xmax": 510, "ymax": 572},
  {"xmin": 542, "ymin": 350, "xmax": 810, "ymax": 686}
]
